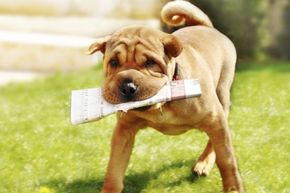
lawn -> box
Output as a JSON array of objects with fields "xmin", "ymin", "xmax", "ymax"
[{"xmin": 0, "ymin": 61, "xmax": 289, "ymax": 193}]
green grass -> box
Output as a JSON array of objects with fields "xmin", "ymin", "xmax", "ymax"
[{"xmin": 0, "ymin": 61, "xmax": 290, "ymax": 193}]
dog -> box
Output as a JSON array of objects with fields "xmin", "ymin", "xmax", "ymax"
[{"xmin": 88, "ymin": 1, "xmax": 245, "ymax": 192}]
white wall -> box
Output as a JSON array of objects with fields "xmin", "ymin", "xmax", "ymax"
[{"xmin": 0, "ymin": 0, "xmax": 167, "ymax": 18}]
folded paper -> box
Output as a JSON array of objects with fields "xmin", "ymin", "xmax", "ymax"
[{"xmin": 71, "ymin": 79, "xmax": 201, "ymax": 125}]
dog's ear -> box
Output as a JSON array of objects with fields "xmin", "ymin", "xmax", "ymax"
[
  {"xmin": 162, "ymin": 34, "xmax": 183, "ymax": 57},
  {"xmin": 88, "ymin": 35, "xmax": 111, "ymax": 54}
]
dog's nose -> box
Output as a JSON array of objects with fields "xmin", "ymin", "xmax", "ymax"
[{"xmin": 119, "ymin": 81, "xmax": 138, "ymax": 101}]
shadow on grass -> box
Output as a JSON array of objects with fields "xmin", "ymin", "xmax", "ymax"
[
  {"xmin": 44, "ymin": 159, "xmax": 204, "ymax": 193},
  {"xmin": 123, "ymin": 159, "xmax": 202, "ymax": 193}
]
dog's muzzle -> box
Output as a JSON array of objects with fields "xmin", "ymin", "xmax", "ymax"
[{"xmin": 119, "ymin": 80, "xmax": 139, "ymax": 101}]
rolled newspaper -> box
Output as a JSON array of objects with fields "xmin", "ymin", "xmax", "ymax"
[{"xmin": 71, "ymin": 79, "xmax": 201, "ymax": 125}]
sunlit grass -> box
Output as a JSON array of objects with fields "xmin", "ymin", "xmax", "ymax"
[{"xmin": 0, "ymin": 61, "xmax": 289, "ymax": 193}]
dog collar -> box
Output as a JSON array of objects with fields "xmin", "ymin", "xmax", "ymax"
[{"xmin": 172, "ymin": 63, "xmax": 179, "ymax": 80}]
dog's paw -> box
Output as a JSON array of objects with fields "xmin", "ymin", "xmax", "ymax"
[
  {"xmin": 225, "ymin": 186, "xmax": 244, "ymax": 193},
  {"xmin": 192, "ymin": 159, "xmax": 215, "ymax": 176}
]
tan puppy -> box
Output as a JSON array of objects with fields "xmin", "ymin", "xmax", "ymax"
[{"xmin": 89, "ymin": 1, "xmax": 245, "ymax": 192}]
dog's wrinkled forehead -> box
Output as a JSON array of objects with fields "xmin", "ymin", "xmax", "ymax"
[
  {"xmin": 106, "ymin": 27, "xmax": 164, "ymax": 60},
  {"xmin": 112, "ymin": 26, "xmax": 161, "ymax": 42}
]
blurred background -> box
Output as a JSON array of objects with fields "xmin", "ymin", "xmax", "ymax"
[{"xmin": 0, "ymin": 0, "xmax": 289, "ymax": 84}]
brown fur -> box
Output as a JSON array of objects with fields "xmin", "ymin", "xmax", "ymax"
[{"xmin": 89, "ymin": 1, "xmax": 245, "ymax": 192}]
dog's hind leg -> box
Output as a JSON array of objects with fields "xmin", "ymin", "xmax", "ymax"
[
  {"xmin": 193, "ymin": 59, "xmax": 235, "ymax": 177},
  {"xmin": 192, "ymin": 140, "xmax": 216, "ymax": 176},
  {"xmin": 193, "ymin": 57, "xmax": 235, "ymax": 177}
]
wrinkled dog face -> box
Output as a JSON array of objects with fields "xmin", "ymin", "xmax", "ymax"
[{"xmin": 89, "ymin": 26, "xmax": 182, "ymax": 104}]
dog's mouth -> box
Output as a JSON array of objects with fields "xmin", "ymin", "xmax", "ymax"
[
  {"xmin": 103, "ymin": 81, "xmax": 167, "ymax": 104},
  {"xmin": 102, "ymin": 69, "xmax": 169, "ymax": 104}
]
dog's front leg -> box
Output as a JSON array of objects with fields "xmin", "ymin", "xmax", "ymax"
[
  {"xmin": 101, "ymin": 120, "xmax": 139, "ymax": 193},
  {"xmin": 205, "ymin": 116, "xmax": 245, "ymax": 193}
]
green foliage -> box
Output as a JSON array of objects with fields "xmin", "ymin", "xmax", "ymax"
[
  {"xmin": 0, "ymin": 62, "xmax": 290, "ymax": 193},
  {"xmin": 189, "ymin": 0, "xmax": 267, "ymax": 59},
  {"xmin": 269, "ymin": 2, "xmax": 290, "ymax": 60}
]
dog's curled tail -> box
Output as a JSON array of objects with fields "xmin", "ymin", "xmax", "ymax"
[{"xmin": 161, "ymin": 0, "xmax": 213, "ymax": 28}]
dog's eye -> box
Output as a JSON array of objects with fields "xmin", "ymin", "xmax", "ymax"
[
  {"xmin": 109, "ymin": 59, "xmax": 119, "ymax": 68},
  {"xmin": 144, "ymin": 59, "xmax": 156, "ymax": 68}
]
